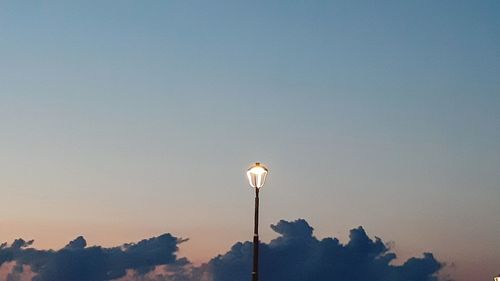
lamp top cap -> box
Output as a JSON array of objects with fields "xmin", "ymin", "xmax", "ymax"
[{"xmin": 248, "ymin": 162, "xmax": 268, "ymax": 171}]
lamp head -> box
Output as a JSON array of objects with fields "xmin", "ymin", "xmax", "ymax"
[{"xmin": 246, "ymin": 162, "xmax": 269, "ymax": 189}]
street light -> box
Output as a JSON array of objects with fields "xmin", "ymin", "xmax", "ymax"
[{"xmin": 246, "ymin": 162, "xmax": 268, "ymax": 281}]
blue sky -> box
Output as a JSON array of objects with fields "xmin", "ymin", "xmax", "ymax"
[{"xmin": 1, "ymin": 1, "xmax": 499, "ymax": 281}]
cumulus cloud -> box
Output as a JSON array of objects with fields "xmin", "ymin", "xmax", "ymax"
[
  {"xmin": 204, "ymin": 219, "xmax": 443, "ymax": 281},
  {"xmin": 0, "ymin": 234, "xmax": 185, "ymax": 281},
  {"xmin": 64, "ymin": 236, "xmax": 87, "ymax": 250},
  {"xmin": 0, "ymin": 219, "xmax": 445, "ymax": 281}
]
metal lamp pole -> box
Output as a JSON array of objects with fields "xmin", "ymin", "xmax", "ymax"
[
  {"xmin": 246, "ymin": 162, "xmax": 268, "ymax": 281},
  {"xmin": 252, "ymin": 187, "xmax": 259, "ymax": 281}
]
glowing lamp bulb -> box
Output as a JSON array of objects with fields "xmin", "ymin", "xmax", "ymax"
[{"xmin": 246, "ymin": 162, "xmax": 269, "ymax": 189}]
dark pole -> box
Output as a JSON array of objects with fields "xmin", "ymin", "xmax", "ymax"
[{"xmin": 252, "ymin": 187, "xmax": 259, "ymax": 281}]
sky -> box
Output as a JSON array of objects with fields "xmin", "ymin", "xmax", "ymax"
[{"xmin": 0, "ymin": 1, "xmax": 499, "ymax": 281}]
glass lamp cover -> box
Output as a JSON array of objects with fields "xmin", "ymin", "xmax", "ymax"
[{"xmin": 246, "ymin": 162, "xmax": 268, "ymax": 188}]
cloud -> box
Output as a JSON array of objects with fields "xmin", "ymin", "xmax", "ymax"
[
  {"xmin": 64, "ymin": 236, "xmax": 87, "ymax": 250},
  {"xmin": 0, "ymin": 219, "xmax": 445, "ymax": 281},
  {"xmin": 204, "ymin": 219, "xmax": 444, "ymax": 281},
  {"xmin": 0, "ymin": 234, "xmax": 186, "ymax": 281}
]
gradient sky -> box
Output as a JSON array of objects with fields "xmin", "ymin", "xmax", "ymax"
[{"xmin": 1, "ymin": 1, "xmax": 499, "ymax": 281}]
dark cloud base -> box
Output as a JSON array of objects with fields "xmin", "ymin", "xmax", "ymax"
[
  {"xmin": 0, "ymin": 234, "xmax": 182, "ymax": 281},
  {"xmin": 0, "ymin": 219, "xmax": 445, "ymax": 281}
]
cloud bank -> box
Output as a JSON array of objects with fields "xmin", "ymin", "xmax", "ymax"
[
  {"xmin": 0, "ymin": 219, "xmax": 445, "ymax": 281},
  {"xmin": 0, "ymin": 234, "xmax": 184, "ymax": 281},
  {"xmin": 205, "ymin": 219, "xmax": 443, "ymax": 281}
]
